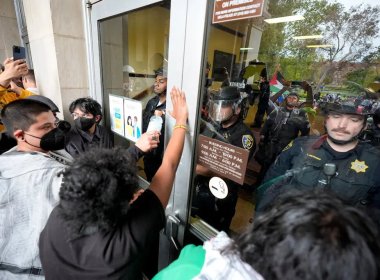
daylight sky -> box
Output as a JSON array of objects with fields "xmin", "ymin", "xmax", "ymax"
[
  {"xmin": 335, "ymin": 0, "xmax": 380, "ymax": 48},
  {"xmin": 336, "ymin": 0, "xmax": 378, "ymax": 8}
]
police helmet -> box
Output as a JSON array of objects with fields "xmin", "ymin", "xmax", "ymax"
[
  {"xmin": 321, "ymin": 99, "xmax": 371, "ymax": 116},
  {"xmin": 208, "ymin": 86, "xmax": 247, "ymax": 123}
]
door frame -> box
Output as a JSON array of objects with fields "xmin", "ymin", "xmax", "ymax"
[{"xmin": 83, "ymin": 0, "xmax": 210, "ymax": 257}]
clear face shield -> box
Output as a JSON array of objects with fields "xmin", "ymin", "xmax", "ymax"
[{"xmin": 208, "ymin": 99, "xmax": 236, "ymax": 123}]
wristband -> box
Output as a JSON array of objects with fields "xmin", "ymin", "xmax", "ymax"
[{"xmin": 173, "ymin": 124, "xmax": 188, "ymax": 131}]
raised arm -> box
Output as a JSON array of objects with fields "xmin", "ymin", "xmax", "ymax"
[
  {"xmin": 0, "ymin": 58, "xmax": 28, "ymax": 88},
  {"xmin": 149, "ymin": 87, "xmax": 188, "ymax": 207}
]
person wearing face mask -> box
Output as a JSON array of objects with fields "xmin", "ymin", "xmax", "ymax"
[
  {"xmin": 253, "ymin": 90, "xmax": 310, "ymax": 187},
  {"xmin": 0, "ymin": 99, "xmax": 72, "ymax": 279},
  {"xmin": 65, "ymin": 97, "xmax": 113, "ymax": 157},
  {"xmin": 192, "ymin": 86, "xmax": 256, "ymax": 232},
  {"xmin": 256, "ymin": 97, "xmax": 380, "ymax": 221},
  {"xmin": 65, "ymin": 97, "xmax": 161, "ymax": 163}
]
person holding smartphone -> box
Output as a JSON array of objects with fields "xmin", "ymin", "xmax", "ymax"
[{"xmin": 0, "ymin": 57, "xmax": 30, "ymax": 133}]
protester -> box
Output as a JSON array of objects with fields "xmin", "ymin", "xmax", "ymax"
[
  {"xmin": 65, "ymin": 97, "xmax": 113, "ymax": 157},
  {"xmin": 154, "ymin": 191, "xmax": 380, "ymax": 280},
  {"xmin": 39, "ymin": 87, "xmax": 188, "ymax": 280},
  {"xmin": 0, "ymin": 99, "xmax": 71, "ymax": 279},
  {"xmin": 0, "ymin": 57, "xmax": 30, "ymax": 132}
]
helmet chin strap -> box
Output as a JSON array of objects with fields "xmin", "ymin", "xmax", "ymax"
[{"xmin": 327, "ymin": 134, "xmax": 359, "ymax": 145}]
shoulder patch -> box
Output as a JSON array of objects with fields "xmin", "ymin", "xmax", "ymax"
[
  {"xmin": 282, "ymin": 140, "xmax": 293, "ymax": 151},
  {"xmin": 242, "ymin": 135, "xmax": 254, "ymax": 150}
]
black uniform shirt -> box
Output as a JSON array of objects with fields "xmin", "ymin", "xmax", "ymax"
[{"xmin": 260, "ymin": 136, "xmax": 380, "ymax": 213}]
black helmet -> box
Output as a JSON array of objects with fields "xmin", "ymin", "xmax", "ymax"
[
  {"xmin": 321, "ymin": 100, "xmax": 371, "ymax": 116},
  {"xmin": 208, "ymin": 86, "xmax": 247, "ymax": 123},
  {"xmin": 211, "ymin": 86, "xmax": 240, "ymax": 102}
]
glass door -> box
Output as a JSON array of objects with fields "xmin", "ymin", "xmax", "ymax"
[{"xmin": 86, "ymin": 0, "xmax": 209, "ymax": 268}]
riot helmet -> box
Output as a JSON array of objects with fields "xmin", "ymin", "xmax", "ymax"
[
  {"xmin": 208, "ymin": 86, "xmax": 246, "ymax": 124},
  {"xmin": 320, "ymin": 98, "xmax": 372, "ymax": 145}
]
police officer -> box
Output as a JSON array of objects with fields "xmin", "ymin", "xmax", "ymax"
[
  {"xmin": 193, "ymin": 86, "xmax": 256, "ymax": 232},
  {"xmin": 256, "ymin": 99, "xmax": 380, "ymax": 220},
  {"xmin": 142, "ymin": 67, "xmax": 167, "ymax": 181},
  {"xmin": 361, "ymin": 107, "xmax": 380, "ymax": 149},
  {"xmin": 254, "ymin": 90, "xmax": 310, "ymax": 186},
  {"xmin": 251, "ymin": 69, "xmax": 270, "ymax": 128}
]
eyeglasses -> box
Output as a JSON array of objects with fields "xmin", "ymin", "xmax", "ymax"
[{"xmin": 71, "ymin": 112, "xmax": 92, "ymax": 119}]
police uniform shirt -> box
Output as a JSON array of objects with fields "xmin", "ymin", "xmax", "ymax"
[
  {"xmin": 261, "ymin": 136, "xmax": 380, "ymax": 211},
  {"xmin": 215, "ymin": 119, "xmax": 256, "ymax": 159}
]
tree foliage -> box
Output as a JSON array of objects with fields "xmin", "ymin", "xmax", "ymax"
[{"xmin": 258, "ymin": 0, "xmax": 380, "ymax": 92}]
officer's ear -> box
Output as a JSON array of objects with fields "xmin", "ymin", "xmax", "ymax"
[
  {"xmin": 234, "ymin": 105, "xmax": 241, "ymax": 115},
  {"xmin": 362, "ymin": 120, "xmax": 368, "ymax": 131}
]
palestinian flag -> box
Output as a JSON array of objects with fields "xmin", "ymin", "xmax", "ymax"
[{"xmin": 270, "ymin": 71, "xmax": 289, "ymax": 103}]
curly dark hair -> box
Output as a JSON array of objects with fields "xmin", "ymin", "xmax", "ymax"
[
  {"xmin": 59, "ymin": 147, "xmax": 139, "ymax": 238},
  {"xmin": 226, "ymin": 190, "xmax": 380, "ymax": 280}
]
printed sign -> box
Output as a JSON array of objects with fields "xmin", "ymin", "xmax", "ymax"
[
  {"xmin": 213, "ymin": 0, "xmax": 264, "ymax": 24},
  {"xmin": 109, "ymin": 95, "xmax": 125, "ymax": 136},
  {"xmin": 123, "ymin": 98, "xmax": 142, "ymax": 142},
  {"xmin": 209, "ymin": 177, "xmax": 229, "ymax": 199},
  {"xmin": 198, "ymin": 135, "xmax": 249, "ymax": 185}
]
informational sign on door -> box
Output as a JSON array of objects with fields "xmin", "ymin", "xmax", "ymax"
[
  {"xmin": 123, "ymin": 98, "xmax": 142, "ymax": 142},
  {"xmin": 109, "ymin": 95, "xmax": 125, "ymax": 136},
  {"xmin": 213, "ymin": 0, "xmax": 264, "ymax": 24},
  {"xmin": 198, "ymin": 135, "xmax": 249, "ymax": 185},
  {"xmin": 109, "ymin": 95, "xmax": 142, "ymax": 142}
]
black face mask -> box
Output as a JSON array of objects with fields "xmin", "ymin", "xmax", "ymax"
[
  {"xmin": 75, "ymin": 117, "xmax": 96, "ymax": 131},
  {"xmin": 24, "ymin": 121, "xmax": 70, "ymax": 151}
]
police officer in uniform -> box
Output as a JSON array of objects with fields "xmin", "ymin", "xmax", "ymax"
[
  {"xmin": 361, "ymin": 107, "xmax": 380, "ymax": 149},
  {"xmin": 256, "ymin": 99, "xmax": 380, "ymax": 221},
  {"xmin": 254, "ymin": 91, "xmax": 310, "ymax": 186},
  {"xmin": 193, "ymin": 86, "xmax": 256, "ymax": 232},
  {"xmin": 251, "ymin": 70, "xmax": 270, "ymax": 128}
]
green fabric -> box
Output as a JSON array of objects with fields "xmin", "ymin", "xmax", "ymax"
[{"xmin": 153, "ymin": 244, "xmax": 205, "ymax": 280}]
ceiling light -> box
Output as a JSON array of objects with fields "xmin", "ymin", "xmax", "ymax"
[
  {"xmin": 264, "ymin": 15, "xmax": 304, "ymax": 24},
  {"xmin": 306, "ymin": 44, "xmax": 333, "ymax": 48},
  {"xmin": 294, "ymin": 35, "xmax": 323, "ymax": 40},
  {"xmin": 240, "ymin": 48, "xmax": 253, "ymax": 51}
]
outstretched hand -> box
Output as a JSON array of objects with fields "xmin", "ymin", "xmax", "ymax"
[
  {"xmin": 169, "ymin": 86, "xmax": 188, "ymax": 125},
  {"xmin": 135, "ymin": 131, "xmax": 160, "ymax": 152}
]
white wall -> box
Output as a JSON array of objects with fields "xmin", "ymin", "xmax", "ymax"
[
  {"xmin": 0, "ymin": 0, "xmax": 21, "ymax": 63},
  {"xmin": 22, "ymin": 0, "xmax": 89, "ymax": 120}
]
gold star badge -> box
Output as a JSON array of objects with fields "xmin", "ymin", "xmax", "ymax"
[{"xmin": 350, "ymin": 159, "xmax": 368, "ymax": 173}]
